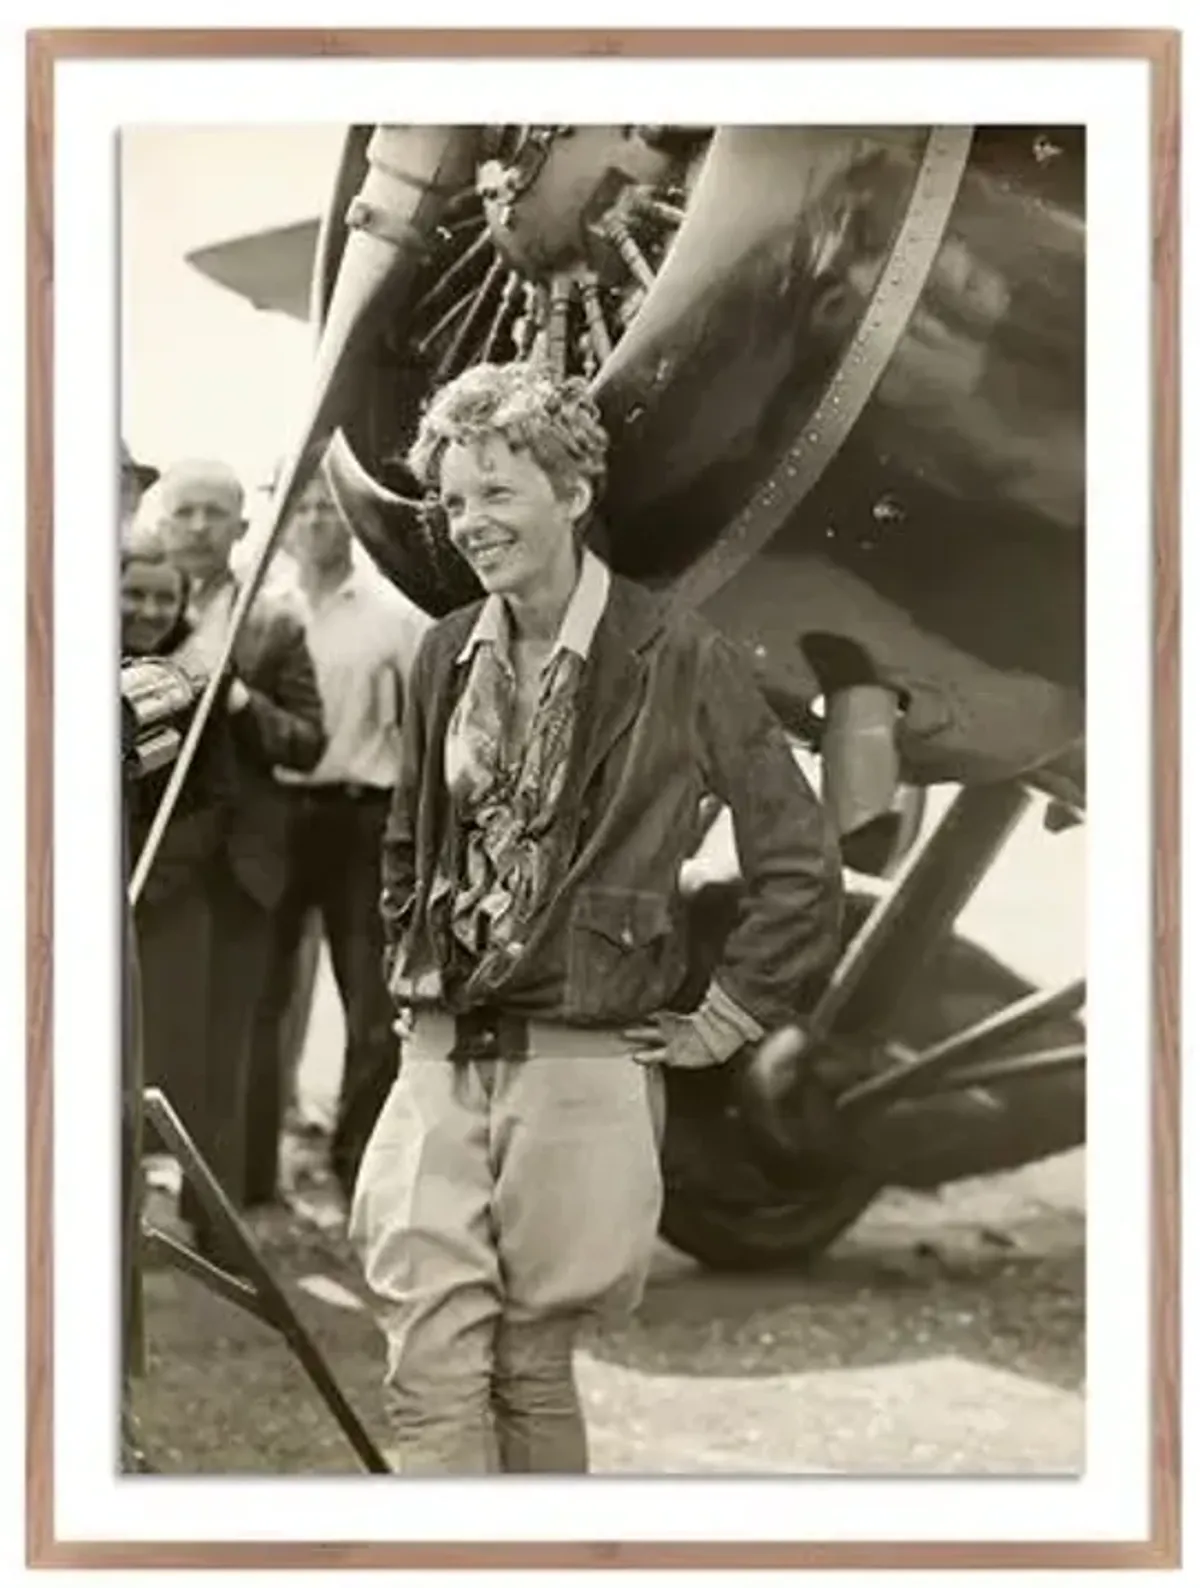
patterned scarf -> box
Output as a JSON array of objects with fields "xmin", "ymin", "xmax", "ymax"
[{"xmin": 442, "ymin": 629, "xmax": 585, "ymax": 997}]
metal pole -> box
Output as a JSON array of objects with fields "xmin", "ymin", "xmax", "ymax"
[
  {"xmin": 841, "ymin": 1042, "xmax": 1085, "ymax": 1114},
  {"xmin": 837, "ymin": 977, "xmax": 1086, "ymax": 1115},
  {"xmin": 921, "ymin": 1043, "xmax": 1085, "ymax": 1096},
  {"xmin": 143, "ymin": 1089, "xmax": 390, "ymax": 1474},
  {"xmin": 810, "ymin": 781, "xmax": 1032, "ymax": 1042},
  {"xmin": 739, "ymin": 783, "xmax": 1032, "ymax": 1155}
]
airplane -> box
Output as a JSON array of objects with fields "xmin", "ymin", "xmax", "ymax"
[{"xmin": 175, "ymin": 123, "xmax": 1085, "ymax": 1274}]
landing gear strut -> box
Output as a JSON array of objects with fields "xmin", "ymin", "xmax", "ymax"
[{"xmin": 663, "ymin": 783, "xmax": 1085, "ymax": 1271}]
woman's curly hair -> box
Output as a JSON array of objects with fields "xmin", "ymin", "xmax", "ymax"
[{"xmin": 407, "ymin": 362, "xmax": 609, "ymax": 500}]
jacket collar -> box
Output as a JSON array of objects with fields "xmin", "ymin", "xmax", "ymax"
[
  {"xmin": 570, "ymin": 572, "xmax": 667, "ymax": 792},
  {"xmin": 597, "ymin": 571, "xmax": 669, "ymax": 655},
  {"xmin": 427, "ymin": 569, "xmax": 668, "ymax": 792}
]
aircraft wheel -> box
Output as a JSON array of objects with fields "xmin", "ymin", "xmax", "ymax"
[{"xmin": 658, "ymin": 893, "xmax": 1084, "ymax": 1272}]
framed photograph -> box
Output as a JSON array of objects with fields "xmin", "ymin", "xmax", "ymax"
[{"xmin": 26, "ymin": 24, "xmax": 1179, "ymax": 1571}]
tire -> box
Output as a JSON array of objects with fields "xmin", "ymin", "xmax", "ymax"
[{"xmin": 658, "ymin": 887, "xmax": 1084, "ymax": 1271}]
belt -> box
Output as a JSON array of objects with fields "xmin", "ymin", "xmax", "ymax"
[{"xmin": 408, "ymin": 1007, "xmax": 632, "ymax": 1063}]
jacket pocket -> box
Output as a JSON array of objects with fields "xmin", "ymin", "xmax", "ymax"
[{"xmin": 564, "ymin": 887, "xmax": 685, "ymax": 1024}]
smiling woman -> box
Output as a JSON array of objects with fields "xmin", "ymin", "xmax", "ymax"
[
  {"xmin": 344, "ymin": 354, "xmax": 846, "ymax": 1475},
  {"xmin": 439, "ymin": 437, "xmax": 586, "ymax": 609},
  {"xmin": 411, "ymin": 363, "xmax": 607, "ymax": 625}
]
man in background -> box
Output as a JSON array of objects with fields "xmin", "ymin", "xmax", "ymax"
[
  {"xmin": 154, "ymin": 457, "xmax": 326, "ymax": 1257},
  {"xmin": 246, "ymin": 462, "xmax": 430, "ymax": 1211}
]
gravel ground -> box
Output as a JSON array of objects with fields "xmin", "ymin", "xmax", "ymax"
[
  {"xmin": 588, "ymin": 1156, "xmax": 1085, "ymax": 1392},
  {"xmin": 129, "ymin": 1149, "xmax": 1084, "ymax": 1475}
]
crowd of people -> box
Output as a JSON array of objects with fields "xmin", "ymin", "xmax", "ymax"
[
  {"xmin": 121, "ymin": 448, "xmax": 429, "ymax": 1263},
  {"xmin": 121, "ymin": 361, "xmax": 844, "ymax": 1474}
]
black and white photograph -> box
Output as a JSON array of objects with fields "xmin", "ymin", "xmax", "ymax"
[{"xmin": 116, "ymin": 116, "xmax": 1092, "ymax": 1482}]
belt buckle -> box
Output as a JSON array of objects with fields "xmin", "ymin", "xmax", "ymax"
[
  {"xmin": 450, "ymin": 1009, "xmax": 496, "ymax": 1063},
  {"xmin": 451, "ymin": 1009, "xmax": 524, "ymax": 1062}
]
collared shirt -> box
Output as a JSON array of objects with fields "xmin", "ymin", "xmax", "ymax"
[
  {"xmin": 396, "ymin": 550, "xmax": 611, "ymax": 1007},
  {"xmin": 455, "ymin": 547, "xmax": 612, "ymax": 672},
  {"xmin": 279, "ymin": 565, "xmax": 431, "ymax": 790}
]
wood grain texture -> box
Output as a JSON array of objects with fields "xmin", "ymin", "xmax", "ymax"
[
  {"xmin": 24, "ymin": 24, "xmax": 1180, "ymax": 1571},
  {"xmin": 25, "ymin": 28, "xmax": 54, "ymax": 1573},
  {"xmin": 1148, "ymin": 27, "xmax": 1182, "ymax": 1572},
  {"xmin": 19, "ymin": 1538, "xmax": 1192, "ymax": 1571},
  {"xmin": 23, "ymin": 26, "xmax": 1185, "ymax": 58}
]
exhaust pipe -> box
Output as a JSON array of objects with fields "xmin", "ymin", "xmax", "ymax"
[
  {"xmin": 800, "ymin": 631, "xmax": 927, "ymax": 880},
  {"xmin": 822, "ymin": 683, "xmax": 906, "ymax": 877}
]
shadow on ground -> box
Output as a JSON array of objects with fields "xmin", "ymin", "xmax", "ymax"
[{"xmin": 585, "ymin": 1231, "xmax": 1084, "ymax": 1391}]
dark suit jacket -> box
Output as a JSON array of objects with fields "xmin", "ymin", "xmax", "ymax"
[{"xmin": 223, "ymin": 587, "xmax": 326, "ymax": 909}]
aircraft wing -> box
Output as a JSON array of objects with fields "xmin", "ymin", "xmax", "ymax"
[{"xmin": 185, "ymin": 219, "xmax": 320, "ymax": 321}]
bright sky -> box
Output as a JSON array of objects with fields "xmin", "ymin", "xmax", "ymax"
[{"xmin": 121, "ymin": 125, "xmax": 344, "ymax": 496}]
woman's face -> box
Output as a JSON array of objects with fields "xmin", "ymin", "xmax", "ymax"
[
  {"xmin": 121, "ymin": 559, "xmax": 186, "ymax": 654},
  {"xmin": 438, "ymin": 436, "xmax": 590, "ymax": 603}
]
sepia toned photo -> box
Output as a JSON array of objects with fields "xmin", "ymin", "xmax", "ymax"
[{"xmin": 115, "ymin": 118, "xmax": 1092, "ymax": 1484}]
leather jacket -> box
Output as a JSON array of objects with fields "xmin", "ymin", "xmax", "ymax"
[{"xmin": 382, "ymin": 573, "xmax": 843, "ymax": 1029}]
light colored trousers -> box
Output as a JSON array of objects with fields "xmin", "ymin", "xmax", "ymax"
[{"xmin": 349, "ymin": 1010, "xmax": 665, "ymax": 1474}]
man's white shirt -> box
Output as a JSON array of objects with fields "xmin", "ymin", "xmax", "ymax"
[{"xmin": 278, "ymin": 566, "xmax": 431, "ymax": 790}]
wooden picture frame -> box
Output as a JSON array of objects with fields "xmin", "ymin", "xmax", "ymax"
[{"xmin": 26, "ymin": 26, "xmax": 1180, "ymax": 1570}]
